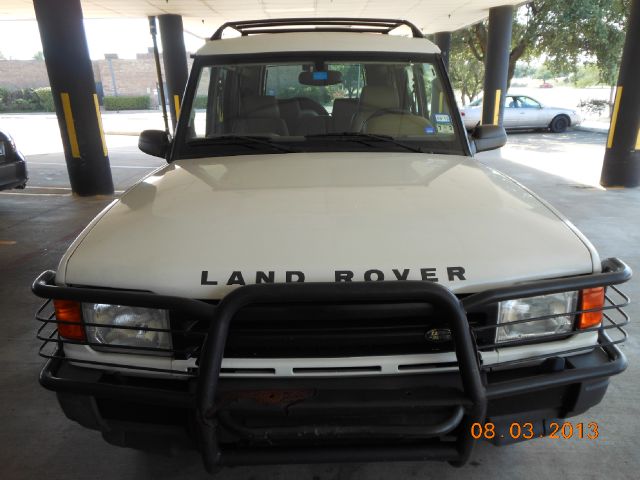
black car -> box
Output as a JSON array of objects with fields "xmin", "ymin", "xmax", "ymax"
[{"xmin": 0, "ymin": 130, "xmax": 27, "ymax": 190}]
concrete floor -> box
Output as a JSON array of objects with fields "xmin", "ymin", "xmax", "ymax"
[{"xmin": 1, "ymin": 130, "xmax": 638, "ymax": 479}]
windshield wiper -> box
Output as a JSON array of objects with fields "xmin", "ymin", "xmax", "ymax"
[
  {"xmin": 305, "ymin": 133, "xmax": 424, "ymax": 153},
  {"xmin": 190, "ymin": 135, "xmax": 298, "ymax": 153}
]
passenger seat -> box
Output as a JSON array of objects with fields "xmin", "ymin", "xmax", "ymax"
[
  {"xmin": 231, "ymin": 96, "xmax": 289, "ymax": 136},
  {"xmin": 350, "ymin": 86, "xmax": 400, "ymax": 132}
]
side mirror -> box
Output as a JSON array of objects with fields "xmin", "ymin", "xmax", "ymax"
[
  {"xmin": 138, "ymin": 130, "xmax": 170, "ymax": 159},
  {"xmin": 471, "ymin": 124, "xmax": 507, "ymax": 153}
]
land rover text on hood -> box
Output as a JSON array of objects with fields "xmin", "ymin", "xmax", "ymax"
[{"xmin": 32, "ymin": 18, "xmax": 631, "ymax": 474}]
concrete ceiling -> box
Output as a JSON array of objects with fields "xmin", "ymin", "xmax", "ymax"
[{"xmin": 0, "ymin": 1, "xmax": 523, "ymax": 35}]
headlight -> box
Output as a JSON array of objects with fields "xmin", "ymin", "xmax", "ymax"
[
  {"xmin": 496, "ymin": 292, "xmax": 578, "ymax": 343},
  {"xmin": 82, "ymin": 303, "xmax": 172, "ymax": 355}
]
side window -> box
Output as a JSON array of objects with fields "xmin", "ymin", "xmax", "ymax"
[
  {"xmin": 189, "ymin": 66, "xmax": 232, "ymax": 138},
  {"xmin": 506, "ymin": 96, "xmax": 518, "ymax": 108},
  {"xmin": 189, "ymin": 67, "xmax": 212, "ymax": 138},
  {"xmin": 520, "ymin": 96, "xmax": 541, "ymax": 108}
]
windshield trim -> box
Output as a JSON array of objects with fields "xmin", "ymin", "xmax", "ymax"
[{"xmin": 171, "ymin": 51, "xmax": 472, "ymax": 160}]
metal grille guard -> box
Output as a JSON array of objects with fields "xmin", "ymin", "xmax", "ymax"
[{"xmin": 32, "ymin": 258, "xmax": 631, "ymax": 469}]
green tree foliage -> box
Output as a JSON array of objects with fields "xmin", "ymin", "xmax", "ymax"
[
  {"xmin": 461, "ymin": 2, "xmax": 553, "ymax": 89},
  {"xmin": 449, "ymin": 0, "xmax": 630, "ymax": 96},
  {"xmin": 0, "ymin": 87, "xmax": 54, "ymax": 112},
  {"xmin": 32, "ymin": 51, "xmax": 45, "ymax": 61},
  {"xmin": 103, "ymin": 95, "xmax": 151, "ymax": 111},
  {"xmin": 449, "ymin": 32, "xmax": 484, "ymax": 105},
  {"xmin": 34, "ymin": 87, "xmax": 55, "ymax": 111},
  {"xmin": 513, "ymin": 62, "xmax": 535, "ymax": 78},
  {"xmin": 538, "ymin": 0, "xmax": 629, "ymax": 86}
]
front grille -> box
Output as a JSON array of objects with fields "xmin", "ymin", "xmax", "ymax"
[{"xmin": 171, "ymin": 300, "xmax": 493, "ymax": 359}]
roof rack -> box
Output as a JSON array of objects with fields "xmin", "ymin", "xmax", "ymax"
[{"xmin": 211, "ymin": 17, "xmax": 424, "ymax": 40}]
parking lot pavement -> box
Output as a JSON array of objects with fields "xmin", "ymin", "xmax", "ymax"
[
  {"xmin": 9, "ymin": 135, "xmax": 164, "ymax": 193},
  {"xmin": 1, "ymin": 130, "xmax": 638, "ymax": 479}
]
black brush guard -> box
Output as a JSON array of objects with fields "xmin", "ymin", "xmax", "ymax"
[{"xmin": 32, "ymin": 258, "xmax": 631, "ymax": 471}]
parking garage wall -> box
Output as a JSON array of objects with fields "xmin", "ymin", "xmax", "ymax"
[
  {"xmin": 0, "ymin": 51, "xmax": 193, "ymax": 107},
  {"xmin": 0, "ymin": 59, "xmax": 50, "ymax": 89}
]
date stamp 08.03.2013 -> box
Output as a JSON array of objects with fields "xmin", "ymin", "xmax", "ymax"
[{"xmin": 471, "ymin": 421, "xmax": 600, "ymax": 441}]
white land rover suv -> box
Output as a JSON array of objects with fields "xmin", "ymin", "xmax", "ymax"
[{"xmin": 33, "ymin": 18, "xmax": 631, "ymax": 474}]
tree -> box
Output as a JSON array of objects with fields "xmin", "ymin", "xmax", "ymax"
[
  {"xmin": 33, "ymin": 51, "xmax": 45, "ymax": 61},
  {"xmin": 513, "ymin": 61, "xmax": 535, "ymax": 79},
  {"xmin": 537, "ymin": 0, "xmax": 629, "ymax": 114},
  {"xmin": 448, "ymin": 32, "xmax": 484, "ymax": 105},
  {"xmin": 538, "ymin": 0, "xmax": 629, "ymax": 87},
  {"xmin": 456, "ymin": 0, "xmax": 630, "ymax": 91},
  {"xmin": 462, "ymin": 2, "xmax": 553, "ymax": 90}
]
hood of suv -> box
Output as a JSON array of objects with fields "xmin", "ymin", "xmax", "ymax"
[{"xmin": 60, "ymin": 152, "xmax": 596, "ymax": 298}]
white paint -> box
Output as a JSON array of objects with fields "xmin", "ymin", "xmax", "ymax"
[
  {"xmin": 60, "ymin": 151, "xmax": 595, "ymax": 298},
  {"xmin": 196, "ymin": 32, "xmax": 440, "ymax": 56}
]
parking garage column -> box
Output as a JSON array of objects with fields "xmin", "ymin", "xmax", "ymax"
[
  {"xmin": 434, "ymin": 32, "xmax": 451, "ymax": 71},
  {"xmin": 33, "ymin": 0, "xmax": 114, "ymax": 196},
  {"xmin": 159, "ymin": 15, "xmax": 189, "ymax": 132},
  {"xmin": 600, "ymin": 0, "xmax": 640, "ymax": 188},
  {"xmin": 481, "ymin": 6, "xmax": 513, "ymax": 126}
]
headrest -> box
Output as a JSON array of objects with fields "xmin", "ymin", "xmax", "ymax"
[
  {"xmin": 359, "ymin": 86, "xmax": 400, "ymax": 110},
  {"xmin": 240, "ymin": 95, "xmax": 280, "ymax": 118}
]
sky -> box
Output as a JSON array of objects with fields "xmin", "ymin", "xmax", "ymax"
[{"xmin": 0, "ymin": 18, "xmax": 207, "ymax": 60}]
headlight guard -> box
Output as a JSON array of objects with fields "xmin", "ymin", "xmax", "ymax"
[
  {"xmin": 82, "ymin": 303, "xmax": 172, "ymax": 355},
  {"xmin": 496, "ymin": 291, "xmax": 578, "ymax": 343}
]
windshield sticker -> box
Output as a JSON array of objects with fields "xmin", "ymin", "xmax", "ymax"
[
  {"xmin": 437, "ymin": 124, "xmax": 454, "ymax": 134},
  {"xmin": 434, "ymin": 114, "xmax": 451, "ymax": 124},
  {"xmin": 200, "ymin": 267, "xmax": 467, "ymax": 286}
]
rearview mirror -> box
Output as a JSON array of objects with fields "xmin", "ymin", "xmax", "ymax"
[
  {"xmin": 471, "ymin": 125, "xmax": 507, "ymax": 153},
  {"xmin": 138, "ymin": 130, "xmax": 170, "ymax": 159},
  {"xmin": 299, "ymin": 70, "xmax": 343, "ymax": 86}
]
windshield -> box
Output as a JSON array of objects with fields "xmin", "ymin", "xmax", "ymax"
[{"xmin": 176, "ymin": 56, "xmax": 466, "ymax": 157}]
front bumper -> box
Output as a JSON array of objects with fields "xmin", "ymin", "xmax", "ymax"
[{"xmin": 32, "ymin": 258, "xmax": 631, "ymax": 471}]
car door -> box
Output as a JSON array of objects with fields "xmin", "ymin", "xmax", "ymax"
[
  {"xmin": 502, "ymin": 95, "xmax": 519, "ymax": 128},
  {"xmin": 517, "ymin": 96, "xmax": 544, "ymax": 127}
]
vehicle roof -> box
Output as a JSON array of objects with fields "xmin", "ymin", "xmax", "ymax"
[{"xmin": 195, "ymin": 32, "xmax": 440, "ymax": 57}]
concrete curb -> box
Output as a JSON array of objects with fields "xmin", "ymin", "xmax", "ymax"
[
  {"xmin": 575, "ymin": 125, "xmax": 608, "ymax": 134},
  {"xmin": 104, "ymin": 131, "xmax": 141, "ymax": 136}
]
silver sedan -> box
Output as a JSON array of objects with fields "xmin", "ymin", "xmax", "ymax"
[{"xmin": 460, "ymin": 95, "xmax": 582, "ymax": 133}]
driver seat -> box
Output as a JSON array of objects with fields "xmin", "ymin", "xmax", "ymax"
[{"xmin": 350, "ymin": 86, "xmax": 400, "ymax": 132}]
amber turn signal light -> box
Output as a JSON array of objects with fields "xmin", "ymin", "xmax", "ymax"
[
  {"xmin": 53, "ymin": 299, "xmax": 85, "ymax": 340},
  {"xmin": 578, "ymin": 287, "xmax": 605, "ymax": 329}
]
